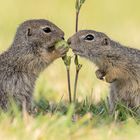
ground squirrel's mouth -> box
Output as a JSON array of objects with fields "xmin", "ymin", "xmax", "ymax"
[
  {"xmin": 48, "ymin": 45, "xmax": 55, "ymax": 52},
  {"xmin": 47, "ymin": 39, "xmax": 62, "ymax": 52},
  {"xmin": 72, "ymin": 49, "xmax": 85, "ymax": 57}
]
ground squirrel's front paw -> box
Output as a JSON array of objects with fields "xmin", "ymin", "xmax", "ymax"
[
  {"xmin": 55, "ymin": 40, "xmax": 69, "ymax": 57},
  {"xmin": 56, "ymin": 46, "xmax": 69, "ymax": 57},
  {"xmin": 95, "ymin": 69, "xmax": 106, "ymax": 80},
  {"xmin": 105, "ymin": 74, "xmax": 116, "ymax": 83}
]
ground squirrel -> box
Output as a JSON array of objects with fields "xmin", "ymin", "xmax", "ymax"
[
  {"xmin": 68, "ymin": 30, "xmax": 140, "ymax": 112},
  {"xmin": 0, "ymin": 19, "xmax": 68, "ymax": 112}
]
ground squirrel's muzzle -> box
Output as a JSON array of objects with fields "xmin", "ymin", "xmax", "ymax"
[{"xmin": 67, "ymin": 38, "xmax": 71, "ymax": 45}]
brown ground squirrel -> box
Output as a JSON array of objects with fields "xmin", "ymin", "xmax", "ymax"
[
  {"xmin": 0, "ymin": 19, "xmax": 68, "ymax": 112},
  {"xmin": 68, "ymin": 30, "xmax": 140, "ymax": 112}
]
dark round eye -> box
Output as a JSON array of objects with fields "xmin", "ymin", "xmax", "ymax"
[
  {"xmin": 84, "ymin": 34, "xmax": 94, "ymax": 41},
  {"xmin": 43, "ymin": 27, "xmax": 51, "ymax": 33}
]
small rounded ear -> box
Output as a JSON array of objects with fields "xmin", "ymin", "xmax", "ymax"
[
  {"xmin": 102, "ymin": 38, "xmax": 110, "ymax": 46},
  {"xmin": 27, "ymin": 28, "xmax": 32, "ymax": 36}
]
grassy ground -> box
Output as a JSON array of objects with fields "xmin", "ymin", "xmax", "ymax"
[
  {"xmin": 1, "ymin": 100, "xmax": 140, "ymax": 140},
  {"xmin": 0, "ymin": 0, "xmax": 140, "ymax": 139}
]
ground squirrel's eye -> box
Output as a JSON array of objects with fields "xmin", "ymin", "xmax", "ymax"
[
  {"xmin": 84, "ymin": 34, "xmax": 94, "ymax": 41},
  {"xmin": 43, "ymin": 27, "xmax": 51, "ymax": 33}
]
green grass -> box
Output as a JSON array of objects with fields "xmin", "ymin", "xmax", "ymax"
[
  {"xmin": 1, "ymin": 99, "xmax": 140, "ymax": 140},
  {"xmin": 0, "ymin": 0, "xmax": 140, "ymax": 139}
]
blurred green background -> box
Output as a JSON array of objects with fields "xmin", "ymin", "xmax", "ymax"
[{"xmin": 0, "ymin": 0, "xmax": 140, "ymax": 103}]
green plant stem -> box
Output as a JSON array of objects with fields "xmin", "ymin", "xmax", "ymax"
[
  {"xmin": 62, "ymin": 56, "xmax": 72, "ymax": 103},
  {"xmin": 75, "ymin": 11, "xmax": 79, "ymax": 33},
  {"xmin": 73, "ymin": 7, "xmax": 81, "ymax": 103},
  {"xmin": 73, "ymin": 66, "xmax": 80, "ymax": 102},
  {"xmin": 66, "ymin": 66, "xmax": 72, "ymax": 103}
]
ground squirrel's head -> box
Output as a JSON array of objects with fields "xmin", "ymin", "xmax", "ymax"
[
  {"xmin": 12, "ymin": 19, "xmax": 68, "ymax": 63},
  {"xmin": 68, "ymin": 30, "xmax": 112, "ymax": 61}
]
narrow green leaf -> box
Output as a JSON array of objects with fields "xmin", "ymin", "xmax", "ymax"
[
  {"xmin": 74, "ymin": 55, "xmax": 79, "ymax": 66},
  {"xmin": 75, "ymin": 0, "xmax": 80, "ymax": 11},
  {"xmin": 79, "ymin": 0, "xmax": 86, "ymax": 9},
  {"xmin": 62, "ymin": 55, "xmax": 72, "ymax": 67}
]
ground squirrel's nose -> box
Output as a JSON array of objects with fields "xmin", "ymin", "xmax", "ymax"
[
  {"xmin": 61, "ymin": 37, "xmax": 65, "ymax": 40},
  {"xmin": 67, "ymin": 38, "xmax": 71, "ymax": 45}
]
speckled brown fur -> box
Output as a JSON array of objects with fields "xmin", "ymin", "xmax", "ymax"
[
  {"xmin": 0, "ymin": 19, "xmax": 68, "ymax": 112},
  {"xmin": 68, "ymin": 30, "xmax": 140, "ymax": 112}
]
